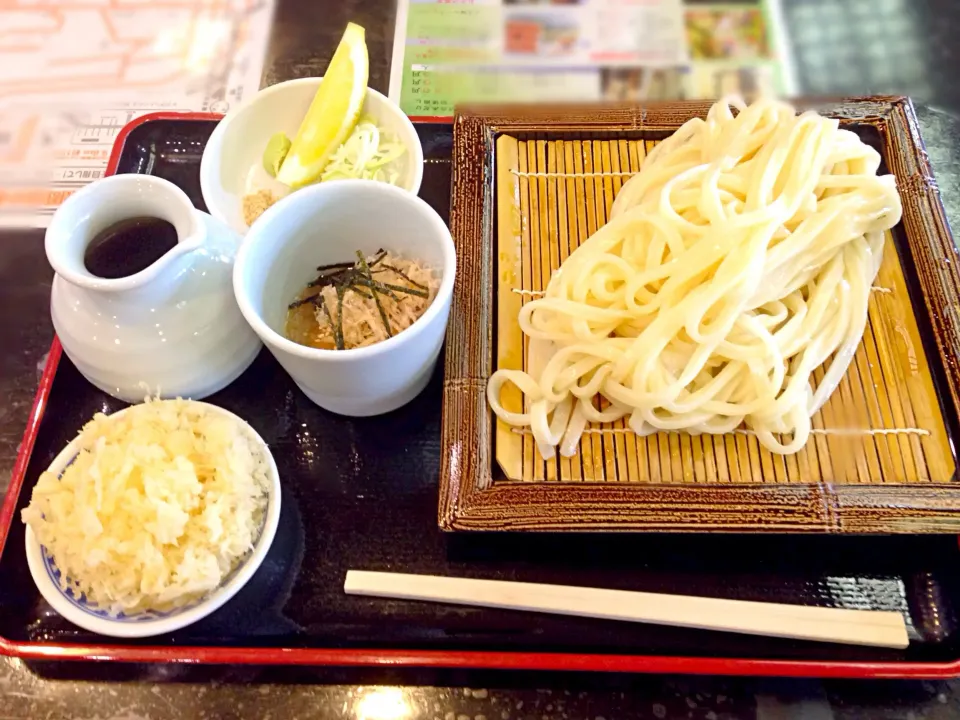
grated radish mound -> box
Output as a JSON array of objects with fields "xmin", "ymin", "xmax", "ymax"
[{"xmin": 21, "ymin": 399, "xmax": 270, "ymax": 616}]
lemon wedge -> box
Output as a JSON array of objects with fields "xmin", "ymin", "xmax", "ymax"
[
  {"xmin": 262, "ymin": 132, "xmax": 291, "ymax": 177},
  {"xmin": 276, "ymin": 23, "xmax": 369, "ymax": 188}
]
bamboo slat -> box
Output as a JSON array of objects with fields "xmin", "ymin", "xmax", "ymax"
[{"xmin": 493, "ymin": 136, "xmax": 955, "ymax": 486}]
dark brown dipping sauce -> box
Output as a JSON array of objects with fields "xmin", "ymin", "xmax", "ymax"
[{"xmin": 84, "ymin": 217, "xmax": 178, "ymax": 279}]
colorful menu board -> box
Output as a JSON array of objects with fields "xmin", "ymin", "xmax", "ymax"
[
  {"xmin": 0, "ymin": 0, "xmax": 274, "ymax": 228},
  {"xmin": 389, "ymin": 0, "xmax": 794, "ymax": 117}
]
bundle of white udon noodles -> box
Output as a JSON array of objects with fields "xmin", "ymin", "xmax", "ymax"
[{"xmin": 488, "ymin": 97, "xmax": 903, "ymax": 457}]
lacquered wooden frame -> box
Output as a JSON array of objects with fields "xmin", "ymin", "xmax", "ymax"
[{"xmin": 440, "ymin": 97, "xmax": 960, "ymax": 533}]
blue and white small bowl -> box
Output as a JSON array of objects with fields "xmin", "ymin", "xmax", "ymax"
[{"xmin": 24, "ymin": 401, "xmax": 281, "ymax": 638}]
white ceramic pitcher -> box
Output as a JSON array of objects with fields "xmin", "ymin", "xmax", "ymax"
[{"xmin": 46, "ymin": 175, "xmax": 261, "ymax": 402}]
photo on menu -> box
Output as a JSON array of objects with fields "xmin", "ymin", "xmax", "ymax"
[
  {"xmin": 689, "ymin": 64, "xmax": 775, "ymax": 99},
  {"xmin": 600, "ymin": 67, "xmax": 687, "ymax": 101},
  {"xmin": 504, "ymin": 0, "xmax": 586, "ymax": 5},
  {"xmin": 685, "ymin": 7, "xmax": 770, "ymax": 60},
  {"xmin": 504, "ymin": 11, "xmax": 583, "ymax": 57}
]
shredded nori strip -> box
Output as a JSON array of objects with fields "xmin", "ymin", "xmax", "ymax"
[
  {"xmin": 334, "ymin": 286, "xmax": 346, "ymax": 350},
  {"xmin": 346, "ymin": 285, "xmax": 373, "ymax": 299},
  {"xmin": 308, "ymin": 268, "xmax": 351, "ymax": 287},
  {"xmin": 316, "ymin": 294, "xmax": 341, "ymax": 350},
  {"xmin": 376, "ymin": 264, "xmax": 428, "ymax": 291},
  {"xmin": 352, "ymin": 276, "xmax": 402, "ymax": 301},
  {"xmin": 316, "ymin": 260, "xmax": 354, "ymax": 272},
  {"xmin": 288, "ymin": 293, "xmax": 318, "ymax": 309},
  {"xmin": 356, "ymin": 277, "xmax": 428, "ymax": 298},
  {"xmin": 378, "ymin": 281, "xmax": 428, "ymax": 298},
  {"xmin": 355, "ymin": 250, "xmax": 393, "ymax": 337},
  {"xmin": 292, "ymin": 249, "xmax": 429, "ymax": 344}
]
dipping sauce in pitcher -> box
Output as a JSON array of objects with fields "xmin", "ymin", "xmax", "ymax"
[{"xmin": 83, "ymin": 217, "xmax": 178, "ymax": 279}]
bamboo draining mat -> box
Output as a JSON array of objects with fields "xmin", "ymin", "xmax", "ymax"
[{"xmin": 493, "ymin": 134, "xmax": 955, "ymax": 486}]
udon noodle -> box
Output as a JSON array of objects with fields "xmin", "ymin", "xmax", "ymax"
[{"xmin": 487, "ymin": 97, "xmax": 903, "ymax": 457}]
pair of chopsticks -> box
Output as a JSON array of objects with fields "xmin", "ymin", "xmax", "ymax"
[{"xmin": 344, "ymin": 571, "xmax": 909, "ymax": 648}]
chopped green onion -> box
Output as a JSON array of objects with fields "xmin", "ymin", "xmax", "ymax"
[{"xmin": 321, "ymin": 117, "xmax": 406, "ymax": 185}]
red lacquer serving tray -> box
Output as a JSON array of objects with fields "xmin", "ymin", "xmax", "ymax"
[{"xmin": 2, "ymin": 111, "xmax": 960, "ymax": 678}]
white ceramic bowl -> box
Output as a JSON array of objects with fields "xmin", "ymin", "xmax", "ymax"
[
  {"xmin": 233, "ymin": 180, "xmax": 455, "ymax": 416},
  {"xmin": 199, "ymin": 77, "xmax": 424, "ymax": 235},
  {"xmin": 24, "ymin": 401, "xmax": 281, "ymax": 638}
]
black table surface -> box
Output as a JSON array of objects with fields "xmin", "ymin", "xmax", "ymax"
[{"xmin": 4, "ymin": 0, "xmax": 960, "ymax": 717}]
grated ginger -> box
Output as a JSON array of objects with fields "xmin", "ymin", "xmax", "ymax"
[
  {"xmin": 21, "ymin": 399, "xmax": 270, "ymax": 616},
  {"xmin": 242, "ymin": 189, "xmax": 279, "ymax": 227}
]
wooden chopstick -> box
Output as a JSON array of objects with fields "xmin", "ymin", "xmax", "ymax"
[{"xmin": 344, "ymin": 571, "xmax": 909, "ymax": 649}]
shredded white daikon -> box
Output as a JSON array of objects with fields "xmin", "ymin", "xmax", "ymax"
[
  {"xmin": 21, "ymin": 399, "xmax": 270, "ymax": 616},
  {"xmin": 320, "ymin": 116, "xmax": 406, "ymax": 185}
]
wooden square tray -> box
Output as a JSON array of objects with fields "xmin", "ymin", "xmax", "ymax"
[{"xmin": 441, "ymin": 97, "xmax": 960, "ymax": 532}]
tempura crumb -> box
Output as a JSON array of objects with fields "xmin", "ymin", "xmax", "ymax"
[{"xmin": 242, "ymin": 189, "xmax": 278, "ymax": 226}]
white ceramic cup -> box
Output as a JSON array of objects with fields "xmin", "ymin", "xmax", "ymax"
[{"xmin": 233, "ymin": 180, "xmax": 455, "ymax": 416}]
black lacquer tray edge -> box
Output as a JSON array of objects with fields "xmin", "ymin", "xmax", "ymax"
[{"xmin": 1, "ymin": 111, "xmax": 960, "ymax": 678}]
